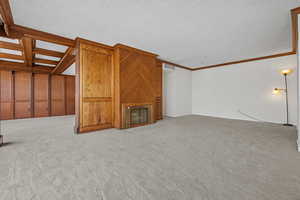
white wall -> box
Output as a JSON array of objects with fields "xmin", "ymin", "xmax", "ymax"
[
  {"xmin": 163, "ymin": 65, "xmax": 192, "ymax": 117},
  {"xmin": 298, "ymin": 50, "xmax": 300, "ymax": 151},
  {"xmin": 192, "ymin": 55, "xmax": 298, "ymax": 125},
  {"xmin": 297, "ymin": 15, "xmax": 300, "ymax": 151}
]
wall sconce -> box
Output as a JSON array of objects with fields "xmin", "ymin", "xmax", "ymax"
[
  {"xmin": 272, "ymin": 88, "xmax": 285, "ymax": 95},
  {"xmin": 273, "ymin": 69, "xmax": 294, "ymax": 126}
]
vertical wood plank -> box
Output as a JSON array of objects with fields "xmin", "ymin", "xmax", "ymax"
[
  {"xmin": 33, "ymin": 73, "xmax": 49, "ymax": 117},
  {"xmin": 14, "ymin": 71, "xmax": 32, "ymax": 119},
  {"xmin": 51, "ymin": 75, "xmax": 65, "ymax": 116},
  {"xmin": 65, "ymin": 75, "xmax": 75, "ymax": 115},
  {"xmin": 0, "ymin": 70, "xmax": 14, "ymax": 120}
]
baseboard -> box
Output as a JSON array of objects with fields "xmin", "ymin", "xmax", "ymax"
[
  {"xmin": 192, "ymin": 112, "xmax": 259, "ymax": 122},
  {"xmin": 164, "ymin": 113, "xmax": 192, "ymax": 118},
  {"xmin": 191, "ymin": 112, "xmax": 297, "ymax": 126}
]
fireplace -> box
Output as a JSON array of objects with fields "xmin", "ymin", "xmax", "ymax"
[{"xmin": 122, "ymin": 103, "xmax": 154, "ymax": 128}]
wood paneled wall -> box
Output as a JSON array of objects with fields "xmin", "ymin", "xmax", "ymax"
[
  {"xmin": 34, "ymin": 73, "xmax": 49, "ymax": 117},
  {"xmin": 155, "ymin": 60, "xmax": 163, "ymax": 120},
  {"xmin": 51, "ymin": 75, "xmax": 65, "ymax": 116},
  {"xmin": 14, "ymin": 71, "xmax": 32, "ymax": 119},
  {"xmin": 75, "ymin": 39, "xmax": 114, "ymax": 133},
  {"xmin": 0, "ymin": 70, "xmax": 75, "ymax": 120},
  {"xmin": 113, "ymin": 44, "xmax": 162, "ymax": 128},
  {"xmin": 75, "ymin": 41, "xmax": 163, "ymax": 133},
  {"xmin": 65, "ymin": 76, "xmax": 75, "ymax": 115},
  {"xmin": 0, "ymin": 70, "xmax": 14, "ymax": 120}
]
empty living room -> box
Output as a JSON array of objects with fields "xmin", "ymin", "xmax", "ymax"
[{"xmin": 1, "ymin": 0, "xmax": 300, "ymax": 199}]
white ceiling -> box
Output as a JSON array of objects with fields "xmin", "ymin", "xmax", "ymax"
[{"xmin": 10, "ymin": 0, "xmax": 300, "ymax": 68}]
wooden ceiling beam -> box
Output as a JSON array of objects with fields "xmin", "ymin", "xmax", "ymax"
[
  {"xmin": 0, "ymin": 40, "xmax": 22, "ymax": 51},
  {"xmin": 9, "ymin": 25, "xmax": 75, "ymax": 47},
  {"xmin": 20, "ymin": 37, "xmax": 33, "ymax": 67},
  {"xmin": 32, "ymin": 39, "xmax": 36, "ymax": 63},
  {"xmin": 0, "ymin": 0, "xmax": 14, "ymax": 26},
  {"xmin": 51, "ymin": 47, "xmax": 75, "ymax": 74},
  {"xmin": 0, "ymin": 52, "xmax": 23, "ymax": 60},
  {"xmin": 0, "ymin": 60, "xmax": 53, "ymax": 73},
  {"xmin": 33, "ymin": 48, "xmax": 64, "ymax": 58},
  {"xmin": 55, "ymin": 55, "xmax": 75, "ymax": 74},
  {"xmin": 34, "ymin": 58, "xmax": 59, "ymax": 65},
  {"xmin": 3, "ymin": 24, "xmax": 11, "ymax": 37},
  {"xmin": 0, "ymin": 0, "xmax": 14, "ymax": 37}
]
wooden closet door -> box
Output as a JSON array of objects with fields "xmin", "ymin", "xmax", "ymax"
[
  {"xmin": 0, "ymin": 70, "xmax": 14, "ymax": 120},
  {"xmin": 65, "ymin": 76, "xmax": 75, "ymax": 115},
  {"xmin": 51, "ymin": 75, "xmax": 65, "ymax": 116},
  {"xmin": 14, "ymin": 72, "xmax": 32, "ymax": 119},
  {"xmin": 34, "ymin": 74, "xmax": 49, "ymax": 117}
]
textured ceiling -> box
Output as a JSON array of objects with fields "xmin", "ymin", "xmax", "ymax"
[{"xmin": 10, "ymin": 0, "xmax": 300, "ymax": 68}]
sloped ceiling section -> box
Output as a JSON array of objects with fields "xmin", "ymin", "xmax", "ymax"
[{"xmin": 10, "ymin": 0, "xmax": 300, "ymax": 68}]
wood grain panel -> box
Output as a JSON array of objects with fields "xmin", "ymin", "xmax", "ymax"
[
  {"xmin": 0, "ymin": 70, "xmax": 14, "ymax": 120},
  {"xmin": 82, "ymin": 101, "xmax": 112, "ymax": 128},
  {"xmin": 82, "ymin": 49, "xmax": 112, "ymax": 98},
  {"xmin": 119, "ymin": 49, "xmax": 157, "ymax": 103},
  {"xmin": 155, "ymin": 97, "xmax": 162, "ymax": 120},
  {"xmin": 51, "ymin": 75, "xmax": 65, "ymax": 116},
  {"xmin": 14, "ymin": 72, "xmax": 32, "ymax": 119},
  {"xmin": 76, "ymin": 41, "xmax": 113, "ymax": 133},
  {"xmin": 155, "ymin": 60, "xmax": 163, "ymax": 97},
  {"xmin": 114, "ymin": 44, "xmax": 160, "ymax": 127},
  {"xmin": 65, "ymin": 75, "xmax": 75, "ymax": 115},
  {"xmin": 21, "ymin": 37, "xmax": 33, "ymax": 67},
  {"xmin": 155, "ymin": 60, "xmax": 163, "ymax": 120},
  {"xmin": 33, "ymin": 73, "xmax": 49, "ymax": 117}
]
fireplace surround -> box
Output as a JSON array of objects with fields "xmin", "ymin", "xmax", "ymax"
[{"xmin": 122, "ymin": 103, "xmax": 154, "ymax": 129}]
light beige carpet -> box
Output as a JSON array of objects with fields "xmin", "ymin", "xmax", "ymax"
[{"xmin": 0, "ymin": 115, "xmax": 299, "ymax": 200}]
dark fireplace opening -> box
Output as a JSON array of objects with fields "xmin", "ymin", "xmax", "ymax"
[
  {"xmin": 122, "ymin": 104, "xmax": 153, "ymax": 128},
  {"xmin": 130, "ymin": 107, "xmax": 149, "ymax": 125}
]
